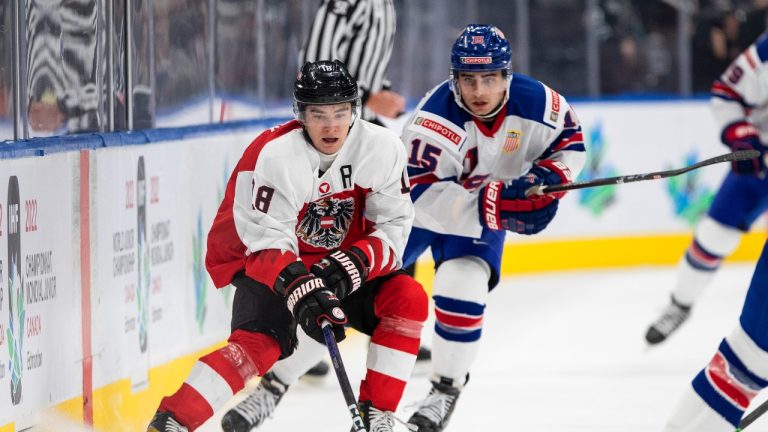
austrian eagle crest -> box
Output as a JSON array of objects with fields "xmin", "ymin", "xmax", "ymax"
[{"xmin": 297, "ymin": 197, "xmax": 355, "ymax": 248}]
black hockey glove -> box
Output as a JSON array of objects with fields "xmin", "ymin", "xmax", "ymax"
[
  {"xmin": 310, "ymin": 247, "xmax": 369, "ymax": 299},
  {"xmin": 721, "ymin": 121, "xmax": 766, "ymax": 177},
  {"xmin": 275, "ymin": 262, "xmax": 347, "ymax": 344}
]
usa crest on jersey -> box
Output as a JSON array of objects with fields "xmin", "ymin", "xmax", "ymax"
[{"xmin": 503, "ymin": 130, "xmax": 521, "ymax": 153}]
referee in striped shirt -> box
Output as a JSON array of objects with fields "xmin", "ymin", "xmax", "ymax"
[{"xmin": 301, "ymin": 0, "xmax": 405, "ymax": 124}]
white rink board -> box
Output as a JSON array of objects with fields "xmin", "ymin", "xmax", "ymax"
[
  {"xmin": 542, "ymin": 100, "xmax": 730, "ymax": 239},
  {"xmin": 91, "ymin": 144, "xmax": 184, "ymax": 390},
  {"xmin": 0, "ymin": 152, "xmax": 81, "ymax": 428},
  {"xmin": 90, "ymin": 133, "xmax": 253, "ymax": 390}
]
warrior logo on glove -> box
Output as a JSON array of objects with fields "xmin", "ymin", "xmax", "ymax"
[
  {"xmin": 328, "ymin": 250, "xmax": 363, "ymax": 290},
  {"xmin": 285, "ymin": 276, "xmax": 326, "ymax": 312}
]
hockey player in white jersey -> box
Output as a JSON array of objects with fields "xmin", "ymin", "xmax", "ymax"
[
  {"xmin": 664, "ymin": 241, "xmax": 768, "ymax": 431},
  {"xmin": 400, "ymin": 24, "xmax": 586, "ymax": 431},
  {"xmin": 645, "ymin": 34, "xmax": 768, "ymax": 345},
  {"xmin": 147, "ymin": 60, "xmax": 427, "ymax": 432}
]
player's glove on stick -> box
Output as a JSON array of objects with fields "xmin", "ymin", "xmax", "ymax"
[
  {"xmin": 722, "ymin": 121, "xmax": 766, "ymax": 177},
  {"xmin": 479, "ymin": 162, "xmax": 568, "ymax": 235},
  {"xmin": 276, "ymin": 262, "xmax": 347, "ymax": 344},
  {"xmin": 310, "ymin": 247, "xmax": 369, "ymax": 299}
]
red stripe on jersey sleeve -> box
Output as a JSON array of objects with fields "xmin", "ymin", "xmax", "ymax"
[
  {"xmin": 552, "ymin": 131, "xmax": 584, "ymax": 152},
  {"xmin": 711, "ymin": 80, "xmax": 745, "ymax": 104},
  {"xmin": 245, "ymin": 249, "xmax": 301, "ymax": 290},
  {"xmin": 352, "ymin": 236, "xmax": 396, "ymax": 280}
]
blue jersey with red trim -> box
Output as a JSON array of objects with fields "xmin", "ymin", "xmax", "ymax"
[{"xmin": 401, "ymin": 73, "xmax": 586, "ymax": 238}]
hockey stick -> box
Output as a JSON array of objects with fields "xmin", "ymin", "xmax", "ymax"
[
  {"xmin": 737, "ymin": 398, "xmax": 768, "ymax": 430},
  {"xmin": 321, "ymin": 321, "xmax": 368, "ymax": 432},
  {"xmin": 526, "ymin": 150, "xmax": 760, "ymax": 196}
]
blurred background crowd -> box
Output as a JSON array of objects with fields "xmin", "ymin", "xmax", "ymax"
[{"xmin": 0, "ymin": 0, "xmax": 766, "ymax": 141}]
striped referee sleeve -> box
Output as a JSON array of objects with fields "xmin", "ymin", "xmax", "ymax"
[{"xmin": 300, "ymin": 0, "xmax": 396, "ymax": 102}]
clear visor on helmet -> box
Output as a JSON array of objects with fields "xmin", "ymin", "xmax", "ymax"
[
  {"xmin": 449, "ymin": 69, "xmax": 511, "ymax": 119},
  {"xmin": 294, "ymin": 100, "xmax": 360, "ymax": 127},
  {"xmin": 450, "ymin": 69, "xmax": 510, "ymax": 95}
]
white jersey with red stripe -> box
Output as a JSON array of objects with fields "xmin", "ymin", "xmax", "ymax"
[
  {"xmin": 402, "ymin": 73, "xmax": 586, "ymax": 238},
  {"xmin": 711, "ymin": 34, "xmax": 768, "ymax": 140},
  {"xmin": 206, "ymin": 118, "xmax": 413, "ymax": 290}
]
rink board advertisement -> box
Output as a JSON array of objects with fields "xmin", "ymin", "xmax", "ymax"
[
  {"xmin": 91, "ymin": 144, "xmax": 183, "ymax": 392},
  {"xmin": 90, "ymin": 134, "xmax": 248, "ymax": 392},
  {"xmin": 542, "ymin": 100, "xmax": 728, "ymax": 239},
  {"xmin": 0, "ymin": 153, "xmax": 81, "ymax": 428},
  {"xmin": 181, "ymin": 135, "xmax": 246, "ymax": 351}
]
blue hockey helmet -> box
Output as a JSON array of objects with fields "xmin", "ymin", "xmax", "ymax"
[
  {"xmin": 450, "ymin": 24, "xmax": 512, "ymax": 74},
  {"xmin": 449, "ymin": 24, "xmax": 512, "ymax": 119}
]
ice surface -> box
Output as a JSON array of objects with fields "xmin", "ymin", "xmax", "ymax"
[
  {"xmin": 193, "ymin": 264, "xmax": 768, "ymax": 431},
  {"xmin": 37, "ymin": 264, "xmax": 768, "ymax": 431}
]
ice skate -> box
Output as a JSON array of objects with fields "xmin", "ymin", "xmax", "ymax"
[
  {"xmin": 355, "ymin": 401, "xmax": 416, "ymax": 432},
  {"xmin": 147, "ymin": 411, "xmax": 187, "ymax": 432},
  {"xmin": 645, "ymin": 295, "xmax": 691, "ymax": 345},
  {"xmin": 407, "ymin": 377, "xmax": 464, "ymax": 432},
  {"xmin": 220, "ymin": 372, "xmax": 289, "ymax": 432}
]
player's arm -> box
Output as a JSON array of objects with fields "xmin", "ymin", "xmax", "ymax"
[
  {"xmin": 352, "ymin": 136, "xmax": 415, "ymax": 280},
  {"xmin": 479, "ymin": 92, "xmax": 586, "ymax": 235},
  {"xmin": 402, "ymin": 112, "xmax": 485, "ymax": 238},
  {"xmin": 531, "ymin": 95, "xmax": 586, "ymax": 195},
  {"xmin": 711, "ymin": 43, "xmax": 766, "ymax": 128},
  {"xmin": 233, "ymin": 150, "xmax": 306, "ymax": 289},
  {"xmin": 711, "ymin": 41, "xmax": 768, "ymax": 176}
]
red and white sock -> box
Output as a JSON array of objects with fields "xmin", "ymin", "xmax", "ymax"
[
  {"xmin": 359, "ymin": 274, "xmax": 428, "ymax": 411},
  {"xmin": 157, "ymin": 330, "xmax": 281, "ymax": 430}
]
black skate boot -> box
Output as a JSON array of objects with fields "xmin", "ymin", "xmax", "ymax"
[
  {"xmin": 353, "ymin": 401, "xmax": 417, "ymax": 432},
  {"xmin": 147, "ymin": 411, "xmax": 188, "ymax": 432},
  {"xmin": 407, "ymin": 376, "xmax": 465, "ymax": 432},
  {"xmin": 221, "ymin": 372, "xmax": 289, "ymax": 432},
  {"xmin": 645, "ymin": 295, "xmax": 691, "ymax": 345}
]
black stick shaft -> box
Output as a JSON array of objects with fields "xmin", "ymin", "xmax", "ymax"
[
  {"xmin": 321, "ymin": 322, "xmax": 368, "ymax": 432},
  {"xmin": 739, "ymin": 398, "xmax": 768, "ymax": 430},
  {"xmin": 532, "ymin": 150, "xmax": 760, "ymax": 195}
]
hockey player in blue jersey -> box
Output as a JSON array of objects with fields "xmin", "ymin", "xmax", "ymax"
[
  {"xmin": 664, "ymin": 237, "xmax": 768, "ymax": 431},
  {"xmin": 401, "ymin": 24, "xmax": 586, "ymax": 431},
  {"xmin": 645, "ymin": 34, "xmax": 768, "ymax": 345}
]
